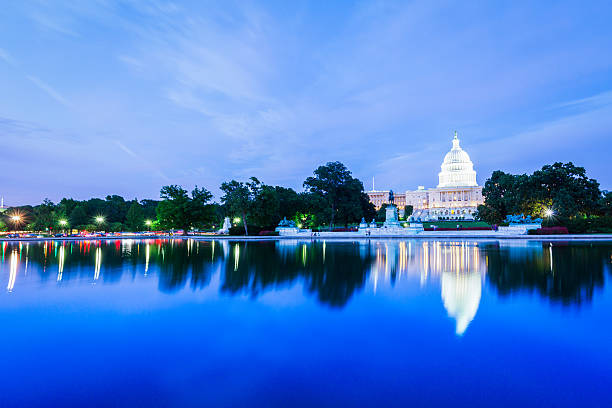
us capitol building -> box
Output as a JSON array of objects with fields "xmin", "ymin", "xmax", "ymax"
[{"xmin": 367, "ymin": 132, "xmax": 484, "ymax": 221}]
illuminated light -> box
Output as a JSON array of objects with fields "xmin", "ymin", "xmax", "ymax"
[
  {"xmin": 58, "ymin": 219, "xmax": 68, "ymax": 226},
  {"xmin": 95, "ymin": 216, "xmax": 105, "ymax": 224},
  {"xmin": 233, "ymin": 217, "xmax": 241, "ymax": 224},
  {"xmin": 233, "ymin": 244, "xmax": 240, "ymax": 271},
  {"xmin": 7, "ymin": 249, "xmax": 18, "ymax": 291},
  {"xmin": 94, "ymin": 247, "xmax": 102, "ymax": 280},
  {"xmin": 11, "ymin": 215, "xmax": 21, "ymax": 222},
  {"xmin": 145, "ymin": 220, "xmax": 152, "ymax": 226},
  {"xmin": 544, "ymin": 208, "xmax": 554, "ymax": 218},
  {"xmin": 145, "ymin": 243, "xmax": 150, "ymax": 274}
]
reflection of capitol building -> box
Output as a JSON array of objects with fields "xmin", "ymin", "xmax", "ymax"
[
  {"xmin": 367, "ymin": 132, "xmax": 484, "ymax": 221},
  {"xmin": 369, "ymin": 240, "xmax": 485, "ymax": 335}
]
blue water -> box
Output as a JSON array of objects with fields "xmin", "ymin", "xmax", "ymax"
[{"xmin": 0, "ymin": 239, "xmax": 611, "ymax": 407}]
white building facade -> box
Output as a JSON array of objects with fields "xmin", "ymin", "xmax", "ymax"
[{"xmin": 367, "ymin": 132, "xmax": 484, "ymax": 221}]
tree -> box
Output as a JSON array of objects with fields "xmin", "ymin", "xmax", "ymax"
[
  {"xmin": 531, "ymin": 162, "xmax": 600, "ymax": 218},
  {"xmin": 336, "ymin": 178, "xmax": 370, "ymax": 226},
  {"xmin": 70, "ymin": 204, "xmax": 89, "ymax": 229},
  {"xmin": 105, "ymin": 195, "xmax": 128, "ymax": 223},
  {"xmin": 125, "ymin": 201, "xmax": 144, "ymax": 231},
  {"xmin": 31, "ymin": 199, "xmax": 56, "ymax": 231},
  {"xmin": 303, "ymin": 162, "xmax": 354, "ymax": 229},
  {"xmin": 156, "ymin": 185, "xmax": 214, "ymax": 232},
  {"xmin": 598, "ymin": 191, "xmax": 612, "ymax": 216},
  {"xmin": 251, "ymin": 185, "xmax": 281, "ymax": 227},
  {"xmin": 220, "ymin": 178, "xmax": 259, "ymax": 235}
]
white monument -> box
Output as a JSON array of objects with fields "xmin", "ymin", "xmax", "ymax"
[
  {"xmin": 382, "ymin": 206, "xmax": 401, "ymax": 228},
  {"xmin": 217, "ymin": 217, "xmax": 231, "ymax": 234}
]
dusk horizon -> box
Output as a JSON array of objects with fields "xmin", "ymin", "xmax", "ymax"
[
  {"xmin": 2, "ymin": 3, "xmax": 612, "ymax": 407},
  {"xmin": 2, "ymin": 1, "xmax": 612, "ymax": 206}
]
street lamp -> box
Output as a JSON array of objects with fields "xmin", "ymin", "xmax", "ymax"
[
  {"xmin": 544, "ymin": 208, "xmax": 554, "ymax": 218},
  {"xmin": 10, "ymin": 215, "xmax": 22, "ymax": 232},
  {"xmin": 58, "ymin": 219, "xmax": 68, "ymax": 234},
  {"xmin": 94, "ymin": 216, "xmax": 105, "ymax": 232},
  {"xmin": 145, "ymin": 219, "xmax": 152, "ymax": 232}
]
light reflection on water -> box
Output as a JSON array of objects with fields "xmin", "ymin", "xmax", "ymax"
[
  {"xmin": 0, "ymin": 238, "xmax": 611, "ymax": 407},
  {"xmin": 2, "ymin": 239, "xmax": 610, "ymax": 318}
]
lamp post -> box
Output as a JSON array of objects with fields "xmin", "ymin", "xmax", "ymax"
[
  {"xmin": 10, "ymin": 215, "xmax": 22, "ymax": 232},
  {"xmin": 145, "ymin": 219, "xmax": 152, "ymax": 233},
  {"xmin": 95, "ymin": 216, "xmax": 105, "ymax": 232},
  {"xmin": 58, "ymin": 219, "xmax": 68, "ymax": 234}
]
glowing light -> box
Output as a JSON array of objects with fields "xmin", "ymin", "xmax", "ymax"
[
  {"xmin": 233, "ymin": 217, "xmax": 241, "ymax": 224},
  {"xmin": 145, "ymin": 220, "xmax": 152, "ymax": 226},
  {"xmin": 58, "ymin": 219, "xmax": 68, "ymax": 226},
  {"xmin": 233, "ymin": 243, "xmax": 240, "ymax": 271},
  {"xmin": 7, "ymin": 250, "xmax": 18, "ymax": 291},
  {"xmin": 544, "ymin": 208, "xmax": 554, "ymax": 218},
  {"xmin": 95, "ymin": 216, "xmax": 105, "ymax": 224},
  {"xmin": 10, "ymin": 215, "xmax": 21, "ymax": 222},
  {"xmin": 94, "ymin": 247, "xmax": 102, "ymax": 280},
  {"xmin": 145, "ymin": 243, "xmax": 150, "ymax": 275}
]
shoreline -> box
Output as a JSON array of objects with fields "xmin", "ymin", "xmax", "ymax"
[{"xmin": 1, "ymin": 234, "xmax": 612, "ymax": 242}]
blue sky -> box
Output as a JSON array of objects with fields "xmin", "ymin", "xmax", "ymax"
[{"xmin": 1, "ymin": 0, "xmax": 611, "ymax": 204}]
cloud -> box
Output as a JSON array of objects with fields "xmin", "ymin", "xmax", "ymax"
[
  {"xmin": 0, "ymin": 48, "xmax": 17, "ymax": 66},
  {"xmin": 114, "ymin": 141, "xmax": 170, "ymax": 182},
  {"xmin": 26, "ymin": 75, "xmax": 72, "ymax": 108}
]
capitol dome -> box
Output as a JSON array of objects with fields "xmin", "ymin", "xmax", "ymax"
[{"xmin": 437, "ymin": 132, "xmax": 478, "ymax": 188}]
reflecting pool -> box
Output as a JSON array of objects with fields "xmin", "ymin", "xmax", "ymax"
[{"xmin": 1, "ymin": 239, "xmax": 611, "ymax": 407}]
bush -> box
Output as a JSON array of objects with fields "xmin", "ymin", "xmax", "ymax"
[
  {"xmin": 258, "ymin": 230, "xmax": 279, "ymax": 236},
  {"xmin": 228, "ymin": 225, "xmax": 264, "ymax": 236},
  {"xmin": 424, "ymin": 227, "xmax": 492, "ymax": 231},
  {"xmin": 528, "ymin": 226, "xmax": 569, "ymax": 235},
  {"xmin": 542, "ymin": 216, "xmax": 612, "ymax": 234}
]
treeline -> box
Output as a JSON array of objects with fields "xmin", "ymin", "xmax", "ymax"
[
  {"xmin": 2, "ymin": 161, "xmax": 376, "ymax": 234},
  {"xmin": 155, "ymin": 161, "xmax": 376, "ymax": 234},
  {"xmin": 477, "ymin": 162, "xmax": 612, "ymax": 232},
  {"xmin": 3, "ymin": 196, "xmax": 159, "ymax": 232}
]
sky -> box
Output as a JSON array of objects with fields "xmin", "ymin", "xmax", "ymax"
[{"xmin": 1, "ymin": 0, "xmax": 612, "ymax": 205}]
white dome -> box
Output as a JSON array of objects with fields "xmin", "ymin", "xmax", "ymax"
[{"xmin": 437, "ymin": 132, "xmax": 478, "ymax": 188}]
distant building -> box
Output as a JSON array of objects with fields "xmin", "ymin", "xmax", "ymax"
[{"xmin": 367, "ymin": 132, "xmax": 484, "ymax": 221}]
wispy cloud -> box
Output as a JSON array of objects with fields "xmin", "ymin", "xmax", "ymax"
[
  {"xmin": 114, "ymin": 140, "xmax": 170, "ymax": 182},
  {"xmin": 0, "ymin": 48, "xmax": 17, "ymax": 66},
  {"xmin": 26, "ymin": 75, "xmax": 72, "ymax": 108}
]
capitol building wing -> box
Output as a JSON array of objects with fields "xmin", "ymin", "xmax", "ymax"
[{"xmin": 367, "ymin": 132, "xmax": 484, "ymax": 221}]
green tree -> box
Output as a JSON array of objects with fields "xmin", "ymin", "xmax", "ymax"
[
  {"xmin": 125, "ymin": 201, "xmax": 144, "ymax": 231},
  {"xmin": 220, "ymin": 178, "xmax": 259, "ymax": 235},
  {"xmin": 251, "ymin": 184, "xmax": 281, "ymax": 227},
  {"xmin": 303, "ymin": 162, "xmax": 353, "ymax": 229},
  {"xmin": 531, "ymin": 162, "xmax": 600, "ymax": 218},
  {"xmin": 156, "ymin": 185, "xmax": 214, "ymax": 232},
  {"xmin": 31, "ymin": 199, "xmax": 57, "ymax": 231},
  {"xmin": 70, "ymin": 204, "xmax": 89, "ymax": 229},
  {"xmin": 479, "ymin": 163, "xmax": 602, "ymax": 224}
]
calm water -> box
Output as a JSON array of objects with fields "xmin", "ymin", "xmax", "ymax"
[{"xmin": 1, "ymin": 239, "xmax": 611, "ymax": 407}]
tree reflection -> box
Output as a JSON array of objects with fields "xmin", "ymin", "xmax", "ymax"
[
  {"xmin": 221, "ymin": 241, "xmax": 372, "ymax": 307},
  {"xmin": 484, "ymin": 242, "xmax": 612, "ymax": 305},
  {"xmin": 2, "ymin": 239, "xmax": 611, "ymax": 309}
]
